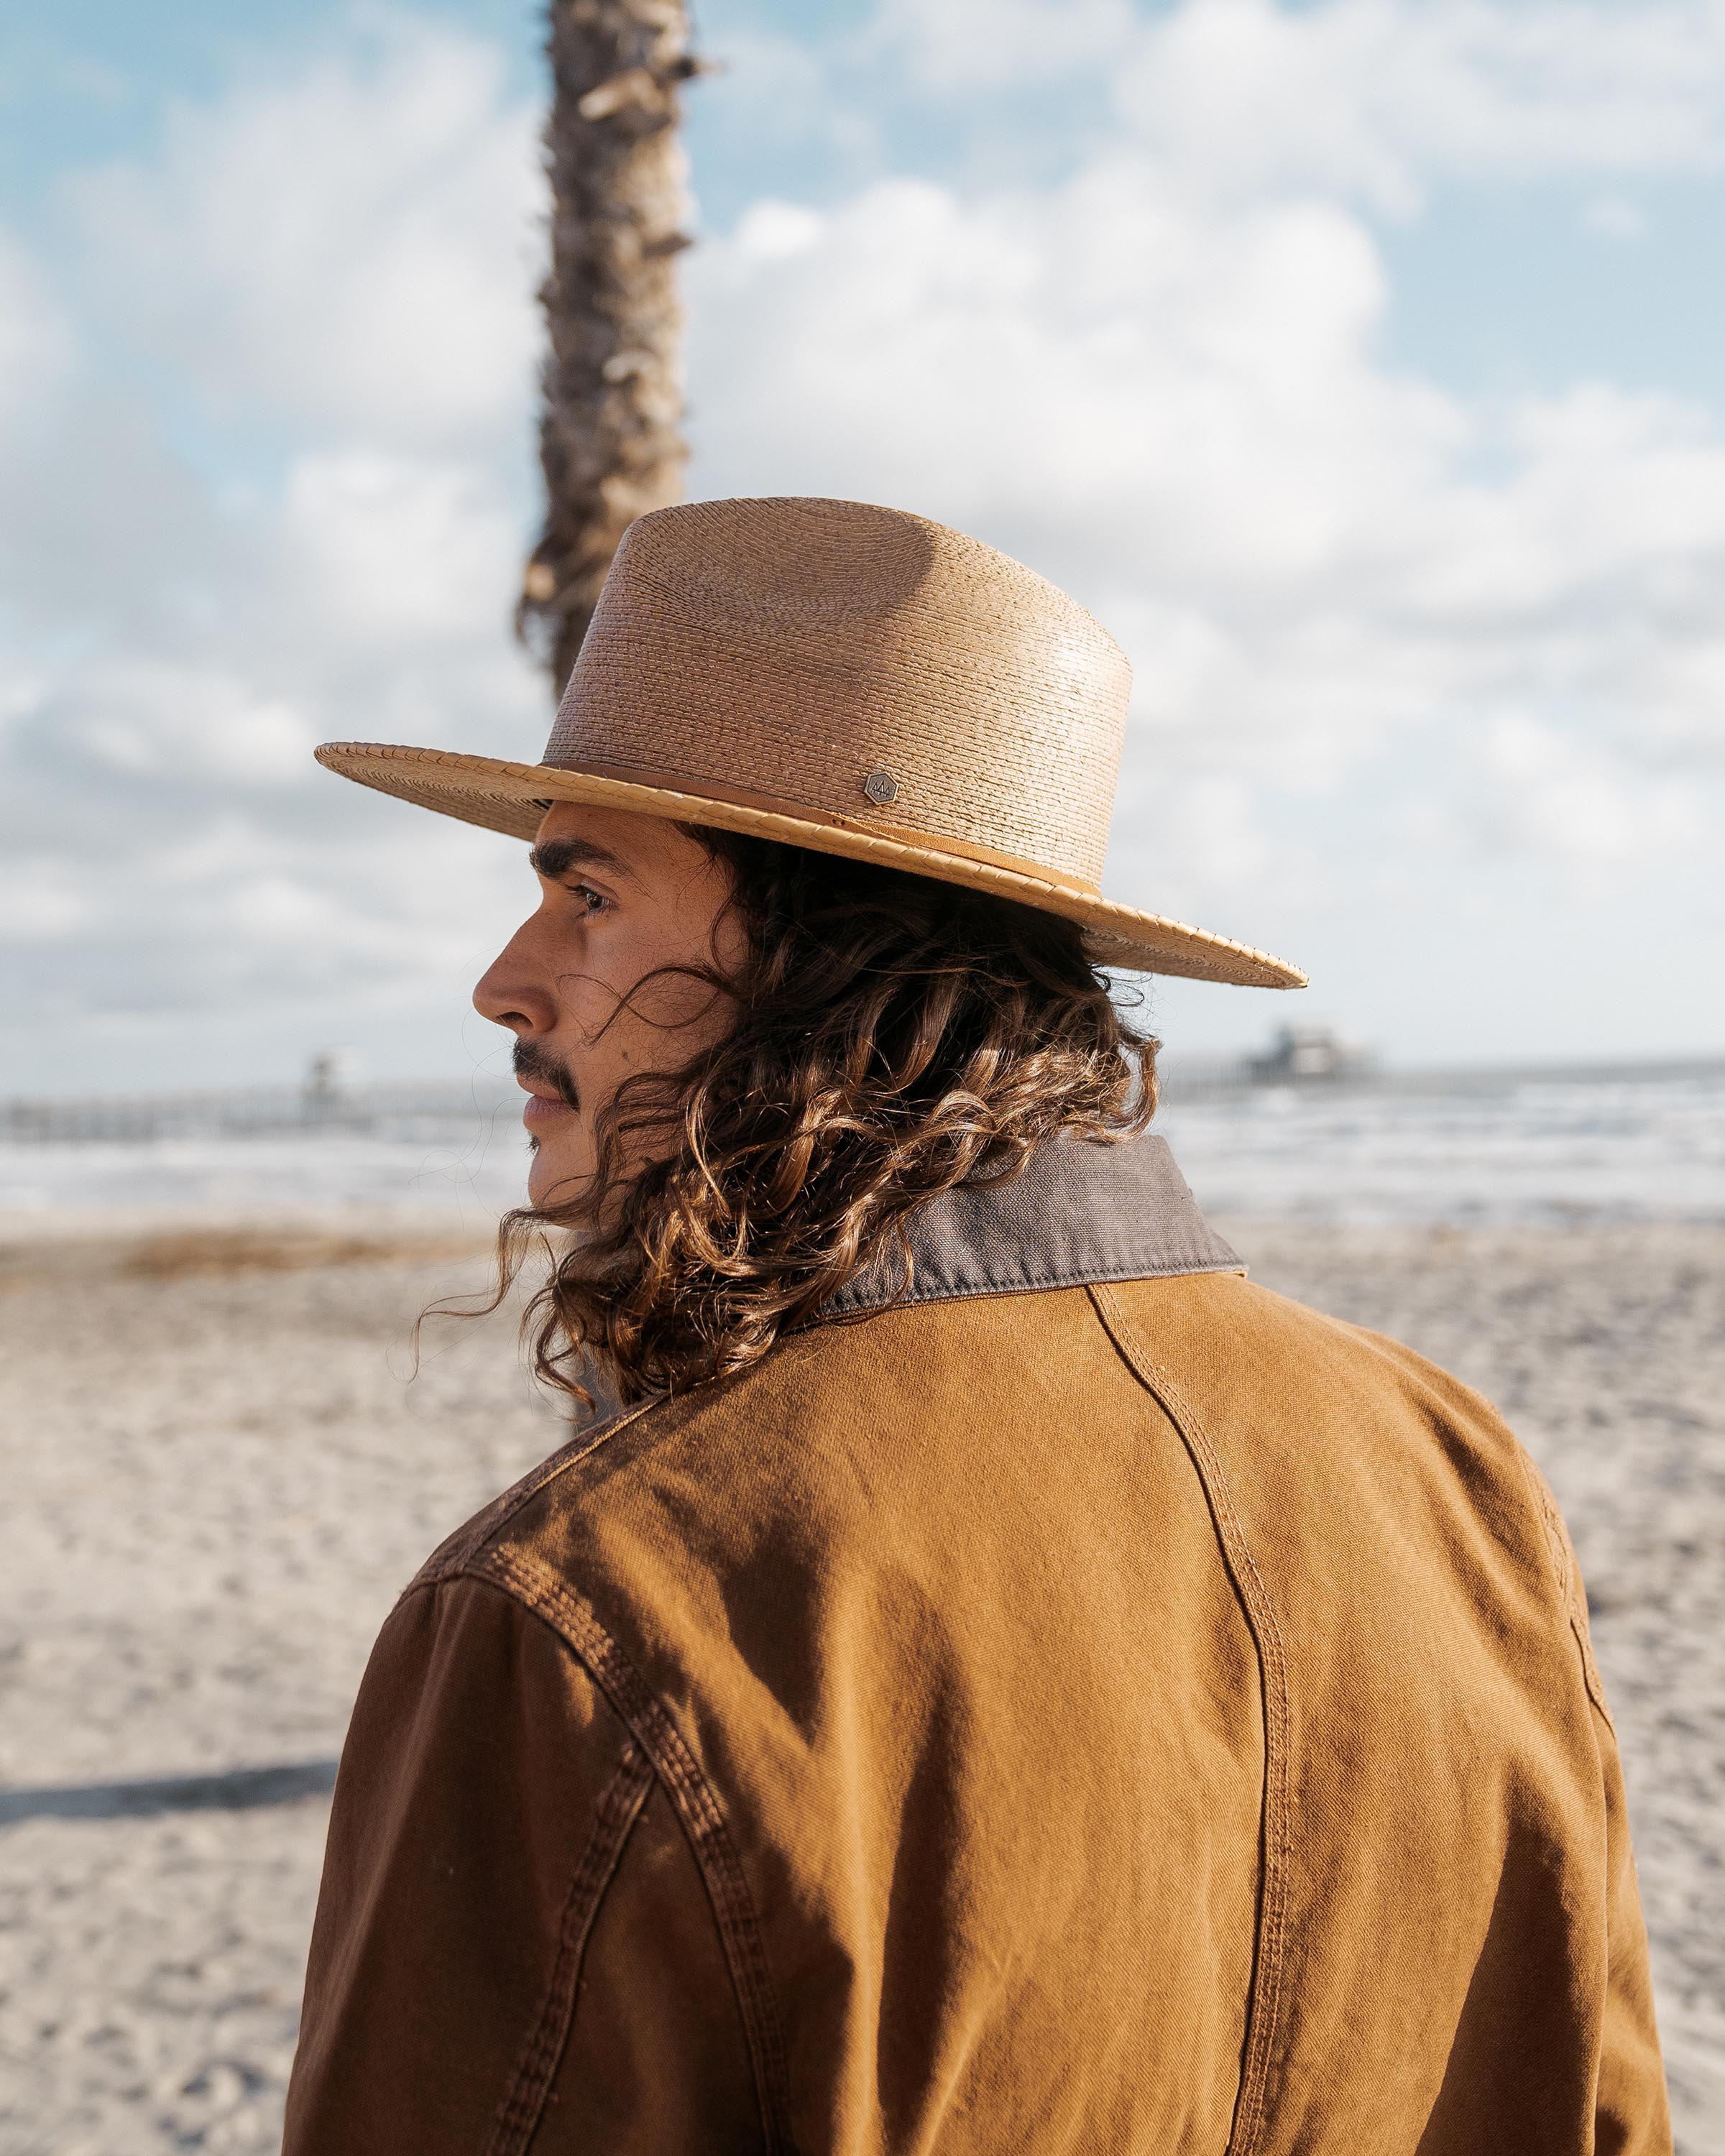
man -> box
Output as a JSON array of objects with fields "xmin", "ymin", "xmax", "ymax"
[{"xmin": 287, "ymin": 498, "xmax": 1668, "ymax": 2152}]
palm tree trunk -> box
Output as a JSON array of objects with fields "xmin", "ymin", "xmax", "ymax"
[{"xmin": 518, "ymin": 0, "xmax": 699, "ymax": 693}]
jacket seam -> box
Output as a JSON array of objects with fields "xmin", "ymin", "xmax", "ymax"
[
  {"xmin": 827, "ymin": 1253, "xmax": 1246, "ymax": 1317},
  {"xmin": 468, "ymin": 1543, "xmax": 798, "ymax": 2156},
  {"xmin": 1517, "ymin": 1449, "xmax": 1614, "ymax": 1729},
  {"xmin": 1088, "ymin": 1283, "xmax": 1291, "ymax": 2156},
  {"xmin": 483, "ymin": 1739, "xmax": 655, "ymax": 2156}
]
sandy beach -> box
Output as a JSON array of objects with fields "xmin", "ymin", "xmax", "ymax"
[{"xmin": 1, "ymin": 1215, "xmax": 1721, "ymax": 2152}]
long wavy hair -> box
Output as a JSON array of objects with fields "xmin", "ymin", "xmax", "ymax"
[{"xmin": 483, "ymin": 829, "xmax": 1157, "ymax": 1409}]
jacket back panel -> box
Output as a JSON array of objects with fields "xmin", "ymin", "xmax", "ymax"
[{"xmin": 477, "ymin": 1270, "xmax": 1662, "ymax": 2153}]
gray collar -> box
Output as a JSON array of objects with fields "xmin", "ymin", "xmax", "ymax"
[{"xmin": 827, "ymin": 1133, "xmax": 1241, "ymax": 1319}]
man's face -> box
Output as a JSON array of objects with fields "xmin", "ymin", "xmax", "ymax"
[{"xmin": 473, "ymin": 802, "xmax": 745, "ymax": 1209}]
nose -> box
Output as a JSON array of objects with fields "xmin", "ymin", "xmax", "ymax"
[{"xmin": 472, "ymin": 918, "xmax": 558, "ymax": 1040}]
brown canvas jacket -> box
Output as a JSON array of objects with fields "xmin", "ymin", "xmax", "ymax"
[{"xmin": 283, "ymin": 1135, "xmax": 1670, "ymax": 2155}]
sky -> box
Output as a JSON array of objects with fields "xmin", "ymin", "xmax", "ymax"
[{"xmin": 2, "ymin": 0, "xmax": 1723, "ymax": 1094}]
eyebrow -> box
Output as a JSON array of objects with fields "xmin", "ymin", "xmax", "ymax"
[{"xmin": 528, "ymin": 834, "xmax": 638, "ymax": 885}]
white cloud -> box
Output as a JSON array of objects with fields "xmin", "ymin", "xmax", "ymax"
[
  {"xmin": 0, "ymin": 858, "xmax": 96, "ymax": 944},
  {"xmin": 691, "ymin": 162, "xmax": 1457, "ymax": 598},
  {"xmin": 855, "ymin": 0, "xmax": 1725, "ymax": 210},
  {"xmin": 73, "ymin": 663, "xmax": 313, "ymax": 787},
  {"xmin": 689, "ymin": 160, "xmax": 1725, "ymax": 788},
  {"xmin": 868, "ymin": 0, "xmax": 1138, "ymax": 90},
  {"xmin": 1476, "ymin": 714, "xmax": 1706, "ymax": 866},
  {"xmin": 65, "ymin": 12, "xmax": 542, "ymax": 447},
  {"xmin": 0, "ymin": 11, "xmax": 553, "ymax": 1068},
  {"xmin": 0, "ymin": 228, "xmax": 74, "ymax": 413},
  {"xmin": 684, "ymin": 3, "xmax": 1725, "ymax": 960},
  {"xmin": 1118, "ymin": 0, "xmax": 1725, "ymax": 211},
  {"xmin": 275, "ymin": 449, "xmax": 528, "ymax": 648},
  {"xmin": 730, "ymin": 200, "xmax": 827, "ymax": 263}
]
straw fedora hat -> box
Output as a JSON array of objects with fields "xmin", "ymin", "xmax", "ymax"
[{"xmin": 316, "ymin": 497, "xmax": 1304, "ymax": 989}]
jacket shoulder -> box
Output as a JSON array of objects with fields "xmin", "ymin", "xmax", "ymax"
[
  {"xmin": 416, "ymin": 1270, "xmax": 1544, "ymax": 1604},
  {"xmin": 432, "ymin": 1284, "xmax": 1140, "ymax": 1588},
  {"xmin": 405, "ymin": 1395, "xmax": 664, "ymax": 1593},
  {"xmin": 1098, "ymin": 1266, "xmax": 1569, "ymax": 1629},
  {"xmin": 1110, "ymin": 1266, "xmax": 1533, "ymax": 1452}
]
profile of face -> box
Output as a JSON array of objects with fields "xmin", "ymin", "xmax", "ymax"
[{"xmin": 472, "ymin": 802, "xmax": 745, "ymax": 1210}]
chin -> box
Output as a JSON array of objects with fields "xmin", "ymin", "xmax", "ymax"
[{"xmin": 527, "ymin": 1145, "xmax": 593, "ymax": 1214}]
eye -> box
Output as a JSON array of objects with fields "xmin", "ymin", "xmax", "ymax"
[{"xmin": 568, "ymin": 882, "xmax": 610, "ymax": 916}]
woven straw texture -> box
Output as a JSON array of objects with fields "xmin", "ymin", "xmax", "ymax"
[
  {"xmin": 315, "ymin": 497, "xmax": 1305, "ymax": 990},
  {"xmin": 548, "ymin": 497, "xmax": 1126, "ymax": 886}
]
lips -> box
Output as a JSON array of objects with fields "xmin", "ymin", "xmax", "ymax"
[
  {"xmin": 517, "ymin": 1079, "xmax": 576, "ymax": 1134},
  {"xmin": 513, "ymin": 1041, "xmax": 579, "ymax": 1131}
]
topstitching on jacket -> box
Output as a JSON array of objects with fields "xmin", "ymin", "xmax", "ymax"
[
  {"xmin": 474, "ymin": 1541, "xmax": 799, "ymax": 2156},
  {"xmin": 1089, "ymin": 1281, "xmax": 1291, "ymax": 2156},
  {"xmin": 484, "ymin": 1738, "xmax": 656, "ymax": 2156}
]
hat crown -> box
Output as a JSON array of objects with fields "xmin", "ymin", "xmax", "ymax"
[{"xmin": 543, "ymin": 497, "xmax": 1131, "ymax": 888}]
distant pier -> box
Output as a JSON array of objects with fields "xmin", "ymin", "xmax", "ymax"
[
  {"xmin": 0, "ymin": 1079, "xmax": 515, "ymax": 1146},
  {"xmin": 4, "ymin": 1036, "xmax": 1724, "ymax": 1144}
]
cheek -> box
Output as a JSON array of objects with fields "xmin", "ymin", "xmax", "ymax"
[
  {"xmin": 546, "ymin": 949, "xmax": 639, "ymax": 1047},
  {"xmin": 598, "ymin": 934, "xmax": 728, "ymax": 1051}
]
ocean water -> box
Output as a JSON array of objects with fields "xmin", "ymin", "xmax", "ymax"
[
  {"xmin": 1155, "ymin": 1072, "xmax": 1725, "ymax": 1226},
  {"xmin": 0, "ymin": 1112, "xmax": 532, "ymax": 1227},
  {"xmin": 1, "ymin": 1074, "xmax": 1723, "ymax": 1230}
]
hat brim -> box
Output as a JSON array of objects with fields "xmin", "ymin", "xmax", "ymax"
[{"xmin": 315, "ymin": 741, "xmax": 1307, "ymax": 990}]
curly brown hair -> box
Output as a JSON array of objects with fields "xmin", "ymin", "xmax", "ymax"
[{"xmin": 483, "ymin": 829, "xmax": 1157, "ymax": 1409}]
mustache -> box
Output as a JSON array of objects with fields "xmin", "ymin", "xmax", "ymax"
[{"xmin": 513, "ymin": 1038, "xmax": 581, "ymax": 1112}]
